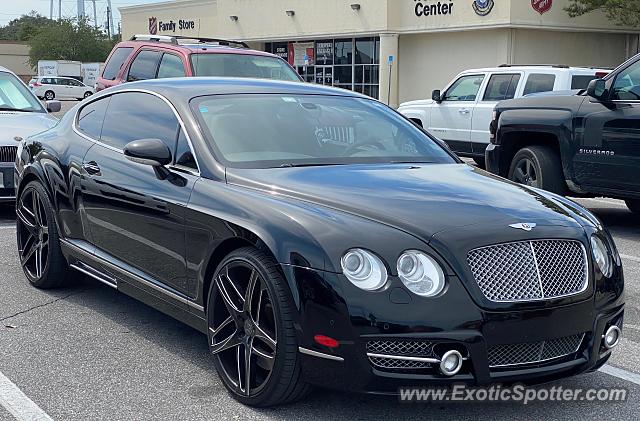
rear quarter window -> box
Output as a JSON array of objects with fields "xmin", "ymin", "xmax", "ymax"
[{"xmin": 102, "ymin": 47, "xmax": 134, "ymax": 80}]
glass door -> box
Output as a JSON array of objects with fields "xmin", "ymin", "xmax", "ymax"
[{"xmin": 315, "ymin": 66, "xmax": 333, "ymax": 86}]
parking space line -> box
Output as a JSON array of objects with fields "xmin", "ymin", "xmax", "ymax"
[
  {"xmin": 600, "ymin": 364, "xmax": 640, "ymax": 387},
  {"xmin": 621, "ymin": 254, "xmax": 640, "ymax": 263},
  {"xmin": 0, "ymin": 226, "xmax": 15, "ymax": 230},
  {"xmin": 0, "ymin": 370, "xmax": 53, "ymax": 421}
]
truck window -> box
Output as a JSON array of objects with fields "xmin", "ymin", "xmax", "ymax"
[
  {"xmin": 571, "ymin": 75, "xmax": 597, "ymax": 90},
  {"xmin": 611, "ymin": 60, "xmax": 640, "ymax": 101},
  {"xmin": 443, "ymin": 75, "xmax": 485, "ymax": 101},
  {"xmin": 483, "ymin": 74, "xmax": 521, "ymax": 101},
  {"xmin": 102, "ymin": 47, "xmax": 134, "ymax": 80},
  {"xmin": 523, "ymin": 74, "xmax": 556, "ymax": 96}
]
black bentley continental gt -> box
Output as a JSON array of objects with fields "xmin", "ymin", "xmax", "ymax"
[{"xmin": 15, "ymin": 78, "xmax": 624, "ymax": 406}]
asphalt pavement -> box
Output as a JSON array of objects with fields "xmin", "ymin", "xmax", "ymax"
[{"xmin": 0, "ymin": 103, "xmax": 638, "ymax": 419}]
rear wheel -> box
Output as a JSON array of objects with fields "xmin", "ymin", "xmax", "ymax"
[
  {"xmin": 83, "ymin": 91, "xmax": 92, "ymax": 99},
  {"xmin": 44, "ymin": 90, "xmax": 55, "ymax": 101},
  {"xmin": 508, "ymin": 145, "xmax": 566, "ymax": 195},
  {"xmin": 16, "ymin": 181, "xmax": 71, "ymax": 288},
  {"xmin": 626, "ymin": 199, "xmax": 640, "ymax": 214},
  {"xmin": 207, "ymin": 247, "xmax": 309, "ymax": 407}
]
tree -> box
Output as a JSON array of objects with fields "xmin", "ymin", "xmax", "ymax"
[
  {"xmin": 27, "ymin": 18, "xmax": 117, "ymax": 69},
  {"xmin": 0, "ymin": 11, "xmax": 54, "ymax": 41},
  {"xmin": 565, "ymin": 0, "xmax": 640, "ymax": 27}
]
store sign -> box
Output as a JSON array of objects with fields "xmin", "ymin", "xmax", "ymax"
[
  {"xmin": 316, "ymin": 41, "xmax": 333, "ymax": 65},
  {"xmin": 531, "ymin": 0, "xmax": 552, "ymax": 14},
  {"xmin": 149, "ymin": 16, "xmax": 197, "ymax": 34},
  {"xmin": 414, "ymin": 0, "xmax": 454, "ymax": 17},
  {"xmin": 472, "ymin": 0, "xmax": 494, "ymax": 16}
]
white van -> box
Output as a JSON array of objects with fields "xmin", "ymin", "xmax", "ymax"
[
  {"xmin": 28, "ymin": 76, "xmax": 95, "ymax": 101},
  {"xmin": 398, "ymin": 65, "xmax": 609, "ymax": 165}
]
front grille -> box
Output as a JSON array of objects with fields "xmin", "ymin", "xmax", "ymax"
[
  {"xmin": 488, "ymin": 334, "xmax": 585, "ymax": 368},
  {"xmin": 0, "ymin": 146, "xmax": 17, "ymax": 163},
  {"xmin": 366, "ymin": 340, "xmax": 436, "ymax": 370},
  {"xmin": 467, "ymin": 239, "xmax": 588, "ymax": 302}
]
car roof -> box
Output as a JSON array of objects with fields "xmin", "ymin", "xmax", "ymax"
[
  {"xmin": 116, "ymin": 39, "xmax": 279, "ymax": 58},
  {"xmin": 460, "ymin": 65, "xmax": 611, "ymax": 74},
  {"xmin": 103, "ymin": 77, "xmax": 368, "ymax": 100}
]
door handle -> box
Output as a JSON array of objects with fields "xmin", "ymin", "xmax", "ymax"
[
  {"xmin": 458, "ymin": 108, "xmax": 471, "ymax": 115},
  {"xmin": 83, "ymin": 161, "xmax": 101, "ymax": 175}
]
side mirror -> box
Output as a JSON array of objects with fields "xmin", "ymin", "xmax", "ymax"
[
  {"xmin": 432, "ymin": 89, "xmax": 442, "ymax": 103},
  {"xmin": 587, "ymin": 79, "xmax": 607, "ymax": 101},
  {"xmin": 45, "ymin": 100, "xmax": 61, "ymax": 113},
  {"xmin": 124, "ymin": 139, "xmax": 172, "ymax": 179}
]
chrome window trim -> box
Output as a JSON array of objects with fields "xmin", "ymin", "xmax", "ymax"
[
  {"xmin": 467, "ymin": 239, "xmax": 589, "ymax": 303},
  {"xmin": 72, "ymin": 88, "xmax": 202, "ymax": 176}
]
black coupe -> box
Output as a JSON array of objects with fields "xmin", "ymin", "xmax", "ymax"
[{"xmin": 14, "ymin": 78, "xmax": 624, "ymax": 407}]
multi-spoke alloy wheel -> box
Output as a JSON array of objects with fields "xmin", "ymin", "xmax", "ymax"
[
  {"xmin": 512, "ymin": 157, "xmax": 539, "ymax": 187},
  {"xmin": 16, "ymin": 181, "xmax": 70, "ymax": 289},
  {"xmin": 207, "ymin": 248, "xmax": 308, "ymax": 406},
  {"xmin": 508, "ymin": 145, "xmax": 566, "ymax": 195}
]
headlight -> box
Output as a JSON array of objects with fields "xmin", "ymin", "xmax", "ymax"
[
  {"xmin": 397, "ymin": 250, "xmax": 446, "ymax": 297},
  {"xmin": 341, "ymin": 249, "xmax": 388, "ymax": 291},
  {"xmin": 591, "ymin": 235, "xmax": 613, "ymax": 278}
]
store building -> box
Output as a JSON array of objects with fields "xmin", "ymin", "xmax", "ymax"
[{"xmin": 120, "ymin": 0, "xmax": 640, "ymax": 108}]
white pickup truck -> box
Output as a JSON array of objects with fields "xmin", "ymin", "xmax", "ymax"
[{"xmin": 398, "ymin": 65, "xmax": 609, "ymax": 165}]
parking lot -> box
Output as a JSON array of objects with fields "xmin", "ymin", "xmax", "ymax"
[{"xmin": 0, "ymin": 102, "xmax": 638, "ymax": 420}]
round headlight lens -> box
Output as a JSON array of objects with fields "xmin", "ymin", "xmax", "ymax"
[
  {"xmin": 591, "ymin": 235, "xmax": 613, "ymax": 278},
  {"xmin": 341, "ymin": 249, "xmax": 388, "ymax": 291},
  {"xmin": 397, "ymin": 250, "xmax": 446, "ymax": 297}
]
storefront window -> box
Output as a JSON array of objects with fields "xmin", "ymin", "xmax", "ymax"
[
  {"xmin": 334, "ymin": 39, "xmax": 353, "ymax": 65},
  {"xmin": 315, "ymin": 40, "xmax": 333, "ymax": 65},
  {"xmin": 355, "ymin": 38, "xmax": 375, "ymax": 65}
]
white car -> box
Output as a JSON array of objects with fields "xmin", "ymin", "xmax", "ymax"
[
  {"xmin": 398, "ymin": 65, "xmax": 610, "ymax": 165},
  {"xmin": 1, "ymin": 67, "xmax": 59, "ymax": 203},
  {"xmin": 28, "ymin": 76, "xmax": 94, "ymax": 101}
]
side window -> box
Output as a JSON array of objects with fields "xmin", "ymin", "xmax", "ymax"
[
  {"xmin": 127, "ymin": 50, "xmax": 161, "ymax": 82},
  {"xmin": 523, "ymin": 74, "xmax": 556, "ymax": 96},
  {"xmin": 157, "ymin": 54, "xmax": 186, "ymax": 79},
  {"xmin": 174, "ymin": 129, "xmax": 197, "ymax": 170},
  {"xmin": 611, "ymin": 61, "xmax": 640, "ymax": 101},
  {"xmin": 443, "ymin": 75, "xmax": 485, "ymax": 101},
  {"xmin": 571, "ymin": 75, "xmax": 597, "ymax": 90},
  {"xmin": 101, "ymin": 92, "xmax": 179, "ymax": 152},
  {"xmin": 77, "ymin": 97, "xmax": 111, "ymax": 139},
  {"xmin": 103, "ymin": 47, "xmax": 134, "ymax": 80},
  {"xmin": 483, "ymin": 74, "xmax": 521, "ymax": 101}
]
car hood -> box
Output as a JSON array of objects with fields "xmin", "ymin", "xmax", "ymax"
[
  {"xmin": 398, "ymin": 99, "xmax": 435, "ymax": 109},
  {"xmin": 496, "ymin": 93, "xmax": 586, "ymax": 110},
  {"xmin": 0, "ymin": 112, "xmax": 57, "ymax": 145},
  {"xmin": 226, "ymin": 163, "xmax": 585, "ymax": 243}
]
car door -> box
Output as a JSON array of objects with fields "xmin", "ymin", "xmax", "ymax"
[
  {"xmin": 51, "ymin": 78, "xmax": 68, "ymax": 99},
  {"xmin": 68, "ymin": 79, "xmax": 84, "ymax": 98},
  {"xmin": 127, "ymin": 49, "xmax": 162, "ymax": 82},
  {"xmin": 429, "ymin": 74, "xmax": 485, "ymax": 155},
  {"xmin": 81, "ymin": 91, "xmax": 199, "ymax": 295},
  {"xmin": 471, "ymin": 72, "xmax": 521, "ymax": 156},
  {"xmin": 575, "ymin": 60, "xmax": 640, "ymax": 193}
]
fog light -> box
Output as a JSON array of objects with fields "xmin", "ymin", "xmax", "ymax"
[
  {"xmin": 603, "ymin": 326, "xmax": 621, "ymax": 349},
  {"xmin": 439, "ymin": 350, "xmax": 463, "ymax": 376}
]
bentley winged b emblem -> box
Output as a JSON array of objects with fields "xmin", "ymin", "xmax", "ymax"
[{"xmin": 509, "ymin": 223, "xmax": 537, "ymax": 231}]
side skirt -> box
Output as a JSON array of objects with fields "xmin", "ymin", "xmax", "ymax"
[{"xmin": 60, "ymin": 239, "xmax": 208, "ymax": 334}]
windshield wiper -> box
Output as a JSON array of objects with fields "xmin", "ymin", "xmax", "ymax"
[
  {"xmin": 278, "ymin": 162, "xmax": 345, "ymax": 168},
  {"xmin": 0, "ymin": 107, "xmax": 36, "ymax": 112}
]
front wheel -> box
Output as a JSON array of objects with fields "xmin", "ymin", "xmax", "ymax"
[
  {"xmin": 626, "ymin": 199, "xmax": 640, "ymax": 214},
  {"xmin": 83, "ymin": 91, "xmax": 92, "ymax": 99},
  {"xmin": 508, "ymin": 145, "xmax": 566, "ymax": 195},
  {"xmin": 44, "ymin": 90, "xmax": 55, "ymax": 101},
  {"xmin": 207, "ymin": 247, "xmax": 309, "ymax": 407},
  {"xmin": 16, "ymin": 181, "xmax": 72, "ymax": 288}
]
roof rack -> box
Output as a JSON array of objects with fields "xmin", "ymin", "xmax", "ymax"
[
  {"xmin": 130, "ymin": 34, "xmax": 249, "ymax": 49},
  {"xmin": 498, "ymin": 64, "xmax": 570, "ymax": 68}
]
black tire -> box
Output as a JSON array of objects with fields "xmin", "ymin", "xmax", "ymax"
[
  {"xmin": 473, "ymin": 156, "xmax": 486, "ymax": 169},
  {"xmin": 626, "ymin": 199, "xmax": 640, "ymax": 214},
  {"xmin": 44, "ymin": 90, "xmax": 55, "ymax": 101},
  {"xmin": 508, "ymin": 145, "xmax": 566, "ymax": 195},
  {"xmin": 83, "ymin": 91, "xmax": 92, "ymax": 99},
  {"xmin": 207, "ymin": 247, "xmax": 309, "ymax": 407},
  {"xmin": 16, "ymin": 181, "xmax": 71, "ymax": 289}
]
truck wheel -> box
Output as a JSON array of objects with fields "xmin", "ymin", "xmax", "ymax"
[
  {"xmin": 473, "ymin": 157, "xmax": 486, "ymax": 169},
  {"xmin": 508, "ymin": 145, "xmax": 566, "ymax": 195},
  {"xmin": 626, "ymin": 199, "xmax": 640, "ymax": 214}
]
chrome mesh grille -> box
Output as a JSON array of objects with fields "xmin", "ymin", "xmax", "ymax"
[
  {"xmin": 488, "ymin": 334, "xmax": 584, "ymax": 368},
  {"xmin": 0, "ymin": 146, "xmax": 17, "ymax": 163},
  {"xmin": 467, "ymin": 240, "xmax": 588, "ymax": 302},
  {"xmin": 366, "ymin": 340, "xmax": 436, "ymax": 370},
  {"xmin": 368, "ymin": 355, "xmax": 433, "ymax": 370}
]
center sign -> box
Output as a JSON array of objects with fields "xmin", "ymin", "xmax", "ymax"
[{"xmin": 413, "ymin": 0, "xmax": 455, "ymax": 17}]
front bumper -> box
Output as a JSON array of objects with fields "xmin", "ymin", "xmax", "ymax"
[
  {"xmin": 0, "ymin": 163, "xmax": 16, "ymax": 202},
  {"xmin": 283, "ymin": 265, "xmax": 624, "ymax": 394}
]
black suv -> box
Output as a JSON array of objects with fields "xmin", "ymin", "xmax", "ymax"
[{"xmin": 486, "ymin": 54, "xmax": 640, "ymax": 214}]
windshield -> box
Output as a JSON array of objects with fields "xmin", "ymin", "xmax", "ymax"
[
  {"xmin": 192, "ymin": 94, "xmax": 455, "ymax": 168},
  {"xmin": 190, "ymin": 54, "xmax": 301, "ymax": 81},
  {"xmin": 0, "ymin": 72, "xmax": 44, "ymax": 112}
]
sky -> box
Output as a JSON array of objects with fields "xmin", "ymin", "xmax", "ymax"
[{"xmin": 0, "ymin": 0, "xmax": 164, "ymax": 28}]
